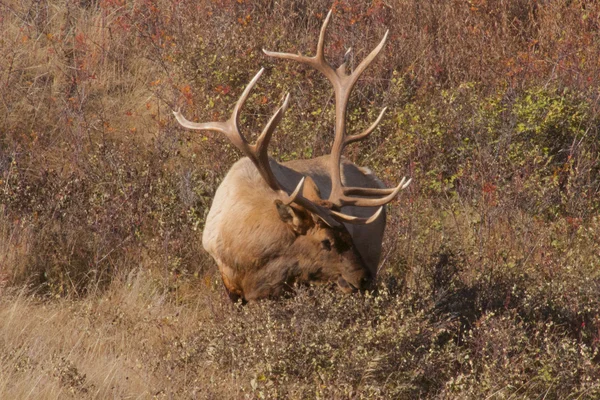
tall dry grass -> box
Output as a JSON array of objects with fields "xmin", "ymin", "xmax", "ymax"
[{"xmin": 0, "ymin": 271, "xmax": 224, "ymax": 399}]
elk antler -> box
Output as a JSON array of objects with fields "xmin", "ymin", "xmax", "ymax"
[
  {"xmin": 174, "ymin": 68, "xmax": 292, "ymax": 197},
  {"xmin": 264, "ymin": 10, "xmax": 411, "ymax": 222},
  {"xmin": 174, "ymin": 69, "xmax": 347, "ymax": 228}
]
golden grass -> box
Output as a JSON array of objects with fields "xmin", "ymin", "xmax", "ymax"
[{"xmin": 0, "ymin": 270, "xmax": 230, "ymax": 399}]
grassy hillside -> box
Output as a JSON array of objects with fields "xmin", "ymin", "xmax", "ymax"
[{"xmin": 1, "ymin": 0, "xmax": 600, "ymax": 398}]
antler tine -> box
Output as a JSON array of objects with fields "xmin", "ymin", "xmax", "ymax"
[
  {"xmin": 231, "ymin": 68, "xmax": 266, "ymax": 135},
  {"xmin": 254, "ymin": 92, "xmax": 291, "ymax": 152},
  {"xmin": 337, "ymin": 47, "xmax": 352, "ymax": 76},
  {"xmin": 263, "ymin": 10, "xmax": 336, "ymax": 80},
  {"xmin": 252, "ymin": 93, "xmax": 291, "ymax": 188},
  {"xmin": 316, "ymin": 9, "xmax": 332, "ymax": 61},
  {"xmin": 330, "ymin": 206, "xmax": 383, "ymax": 225},
  {"xmin": 174, "ymin": 68, "xmax": 290, "ymax": 192},
  {"xmin": 173, "ymin": 110, "xmax": 229, "ymax": 133},
  {"xmin": 282, "ymin": 176, "xmax": 305, "ymax": 205},
  {"xmin": 345, "ymin": 107, "xmax": 387, "ymax": 146},
  {"xmin": 347, "ymin": 30, "xmax": 389, "ymax": 90},
  {"xmin": 339, "ymin": 178, "xmax": 412, "ymax": 208},
  {"xmin": 344, "ymin": 176, "xmax": 409, "ymax": 196},
  {"xmin": 282, "ymin": 176, "xmax": 343, "ymax": 228}
]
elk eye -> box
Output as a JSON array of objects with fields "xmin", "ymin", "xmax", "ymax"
[{"xmin": 320, "ymin": 239, "xmax": 332, "ymax": 251}]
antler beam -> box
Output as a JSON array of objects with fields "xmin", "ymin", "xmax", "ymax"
[
  {"xmin": 174, "ymin": 68, "xmax": 290, "ymax": 193},
  {"xmin": 264, "ymin": 9, "xmax": 410, "ymax": 218}
]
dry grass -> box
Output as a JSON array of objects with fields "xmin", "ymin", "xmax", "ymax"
[
  {"xmin": 0, "ymin": 271, "xmax": 217, "ymax": 399},
  {"xmin": 2, "ymin": 0, "xmax": 600, "ymax": 398},
  {"xmin": 1, "ymin": 271, "xmax": 599, "ymax": 399}
]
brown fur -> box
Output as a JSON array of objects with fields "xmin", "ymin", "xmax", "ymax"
[{"xmin": 202, "ymin": 154, "xmax": 386, "ymax": 301}]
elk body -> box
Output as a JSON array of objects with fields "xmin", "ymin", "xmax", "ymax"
[{"xmin": 174, "ymin": 11, "xmax": 411, "ymax": 301}]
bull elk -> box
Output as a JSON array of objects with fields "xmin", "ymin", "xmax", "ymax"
[{"xmin": 174, "ymin": 10, "xmax": 411, "ymax": 301}]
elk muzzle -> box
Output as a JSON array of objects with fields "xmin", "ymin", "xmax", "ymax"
[{"xmin": 337, "ymin": 268, "xmax": 373, "ymax": 293}]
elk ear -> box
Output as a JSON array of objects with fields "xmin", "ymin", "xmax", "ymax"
[{"xmin": 275, "ymin": 200, "xmax": 312, "ymax": 234}]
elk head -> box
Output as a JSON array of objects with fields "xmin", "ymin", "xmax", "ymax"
[{"xmin": 173, "ymin": 10, "xmax": 411, "ymax": 300}]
